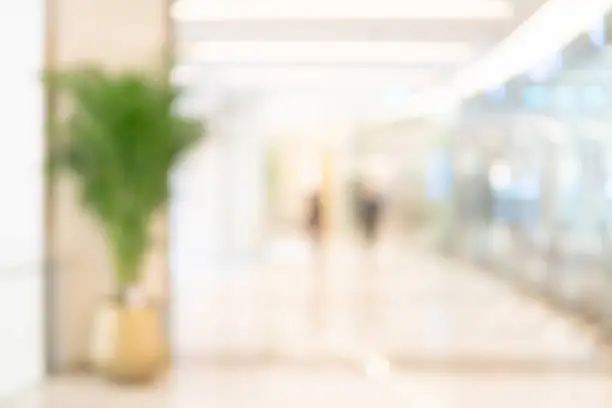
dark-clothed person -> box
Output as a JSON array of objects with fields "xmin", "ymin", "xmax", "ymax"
[
  {"xmin": 307, "ymin": 191, "xmax": 323, "ymax": 243},
  {"xmin": 357, "ymin": 186, "xmax": 383, "ymax": 245}
]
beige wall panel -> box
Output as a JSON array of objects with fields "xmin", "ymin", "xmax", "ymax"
[{"xmin": 47, "ymin": 0, "xmax": 170, "ymax": 371}]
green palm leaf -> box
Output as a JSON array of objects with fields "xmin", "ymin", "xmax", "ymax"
[{"xmin": 46, "ymin": 68, "xmax": 205, "ymax": 291}]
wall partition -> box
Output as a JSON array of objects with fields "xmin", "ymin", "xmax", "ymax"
[{"xmin": 0, "ymin": 0, "xmax": 45, "ymax": 397}]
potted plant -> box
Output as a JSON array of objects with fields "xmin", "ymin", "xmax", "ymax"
[{"xmin": 46, "ymin": 68, "xmax": 205, "ymax": 382}]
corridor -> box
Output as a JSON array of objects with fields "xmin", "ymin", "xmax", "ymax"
[
  {"xmin": 7, "ymin": 242, "xmax": 612, "ymax": 408},
  {"xmin": 5, "ymin": 0, "xmax": 612, "ymax": 406}
]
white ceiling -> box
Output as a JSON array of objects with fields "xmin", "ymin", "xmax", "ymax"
[{"xmin": 171, "ymin": 0, "xmax": 550, "ymax": 126}]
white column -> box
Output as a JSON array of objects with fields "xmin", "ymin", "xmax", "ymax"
[
  {"xmin": 0, "ymin": 0, "xmax": 45, "ymax": 396},
  {"xmin": 227, "ymin": 114, "xmax": 266, "ymax": 256}
]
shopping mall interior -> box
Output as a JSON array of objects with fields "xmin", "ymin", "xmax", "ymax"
[{"xmin": 4, "ymin": 0, "xmax": 612, "ymax": 406}]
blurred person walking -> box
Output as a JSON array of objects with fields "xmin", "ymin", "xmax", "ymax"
[
  {"xmin": 356, "ymin": 183, "xmax": 384, "ymax": 246},
  {"xmin": 306, "ymin": 189, "xmax": 323, "ymax": 245},
  {"xmin": 305, "ymin": 189, "xmax": 326, "ymax": 339},
  {"xmin": 353, "ymin": 181, "xmax": 385, "ymax": 358}
]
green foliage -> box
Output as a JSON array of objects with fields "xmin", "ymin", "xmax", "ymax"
[{"xmin": 46, "ymin": 68, "xmax": 205, "ymax": 290}]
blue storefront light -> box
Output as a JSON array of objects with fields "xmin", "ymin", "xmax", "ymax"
[
  {"xmin": 485, "ymin": 83, "xmax": 506, "ymax": 103},
  {"xmin": 582, "ymin": 85, "xmax": 606, "ymax": 109},
  {"xmin": 554, "ymin": 86, "xmax": 575, "ymax": 110},
  {"xmin": 528, "ymin": 52, "xmax": 563, "ymax": 82},
  {"xmin": 523, "ymin": 85, "xmax": 547, "ymax": 109},
  {"xmin": 589, "ymin": 17, "xmax": 606, "ymax": 48},
  {"xmin": 426, "ymin": 149, "xmax": 452, "ymax": 200}
]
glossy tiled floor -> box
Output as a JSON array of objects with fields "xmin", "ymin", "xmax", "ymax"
[
  {"xmin": 173, "ymin": 235, "xmax": 602, "ymax": 366},
  {"xmin": 6, "ymin": 238, "xmax": 612, "ymax": 407},
  {"xmin": 6, "ymin": 364, "xmax": 612, "ymax": 408}
]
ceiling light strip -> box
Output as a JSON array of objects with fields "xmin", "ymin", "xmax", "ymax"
[
  {"xmin": 404, "ymin": 0, "xmax": 612, "ymax": 118},
  {"xmin": 172, "ymin": 0, "xmax": 513, "ymax": 21},
  {"xmin": 180, "ymin": 41, "xmax": 473, "ymax": 64},
  {"xmin": 456, "ymin": 0, "xmax": 612, "ymax": 98}
]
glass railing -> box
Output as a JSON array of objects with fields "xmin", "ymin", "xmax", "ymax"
[{"xmin": 432, "ymin": 13, "xmax": 612, "ymax": 334}]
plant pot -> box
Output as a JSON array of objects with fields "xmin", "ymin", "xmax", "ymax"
[{"xmin": 89, "ymin": 298, "xmax": 165, "ymax": 383}]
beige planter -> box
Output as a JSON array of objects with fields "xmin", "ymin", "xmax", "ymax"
[{"xmin": 90, "ymin": 300, "xmax": 165, "ymax": 383}]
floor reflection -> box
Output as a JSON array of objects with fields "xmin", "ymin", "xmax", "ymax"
[
  {"xmin": 172, "ymin": 235, "xmax": 606, "ymax": 369},
  {"xmin": 7, "ymin": 237, "xmax": 612, "ymax": 408}
]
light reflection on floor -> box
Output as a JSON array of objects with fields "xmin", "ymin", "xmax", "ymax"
[
  {"xmin": 6, "ymin": 364, "xmax": 612, "ymax": 408},
  {"xmin": 172, "ymin": 235, "xmax": 603, "ymax": 366},
  {"xmin": 23, "ymin": 235, "xmax": 603, "ymax": 408}
]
